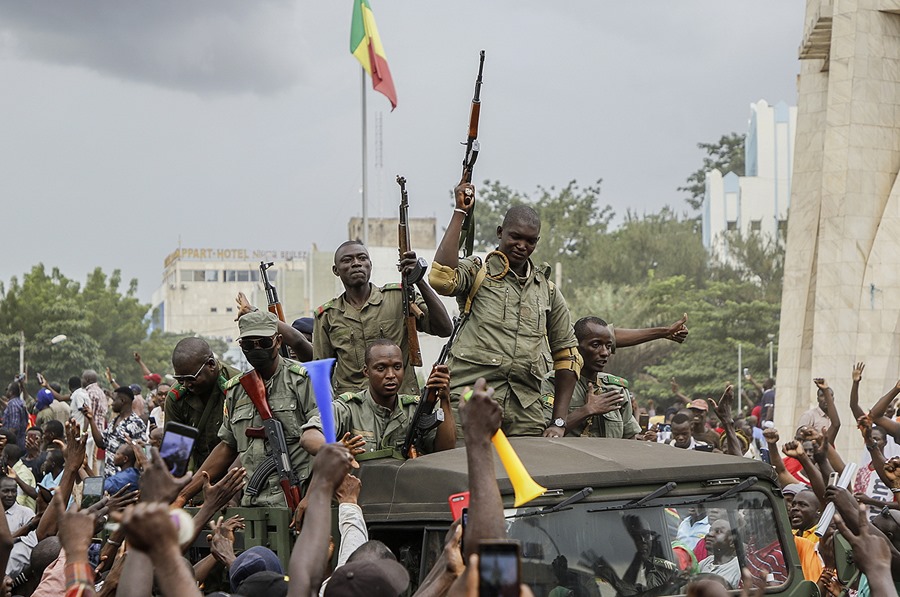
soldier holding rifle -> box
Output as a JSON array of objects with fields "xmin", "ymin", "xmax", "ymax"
[
  {"xmin": 177, "ymin": 311, "xmax": 318, "ymax": 508},
  {"xmin": 313, "ymin": 239, "xmax": 453, "ymax": 395}
]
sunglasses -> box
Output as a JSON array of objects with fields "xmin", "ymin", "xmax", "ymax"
[
  {"xmin": 239, "ymin": 335, "xmax": 278, "ymax": 351},
  {"xmin": 173, "ymin": 357, "xmax": 214, "ymax": 383}
]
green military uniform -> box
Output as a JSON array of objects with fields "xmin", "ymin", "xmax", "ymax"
[
  {"xmin": 313, "ymin": 283, "xmax": 433, "ymax": 395},
  {"xmin": 165, "ymin": 361, "xmax": 238, "ymax": 470},
  {"xmin": 219, "ymin": 358, "xmax": 319, "ymax": 507},
  {"xmin": 302, "ymin": 388, "xmax": 434, "ymax": 459},
  {"xmin": 541, "ymin": 371, "xmax": 641, "ymax": 439},
  {"xmin": 429, "ymin": 252, "xmax": 579, "ymax": 437}
]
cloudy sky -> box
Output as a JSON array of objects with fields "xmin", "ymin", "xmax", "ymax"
[{"xmin": 1, "ymin": 1, "xmax": 803, "ymax": 303}]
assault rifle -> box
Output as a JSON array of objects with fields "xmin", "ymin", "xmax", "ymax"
[
  {"xmin": 401, "ymin": 315, "xmax": 465, "ymax": 459},
  {"xmin": 458, "ymin": 50, "xmax": 485, "ymax": 258},
  {"xmin": 241, "ymin": 370, "xmax": 303, "ymax": 510},
  {"xmin": 259, "ymin": 261, "xmax": 291, "ymax": 358},
  {"xmin": 396, "ymin": 175, "xmax": 427, "ymax": 367}
]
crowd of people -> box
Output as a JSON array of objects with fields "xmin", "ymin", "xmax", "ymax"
[{"xmin": 0, "ymin": 184, "xmax": 897, "ymax": 596}]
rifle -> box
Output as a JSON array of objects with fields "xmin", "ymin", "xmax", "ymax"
[
  {"xmin": 458, "ymin": 50, "xmax": 485, "ymax": 258},
  {"xmin": 259, "ymin": 261, "xmax": 291, "ymax": 358},
  {"xmin": 396, "ymin": 175, "xmax": 427, "ymax": 367},
  {"xmin": 240, "ymin": 370, "xmax": 303, "ymax": 510},
  {"xmin": 401, "ymin": 315, "xmax": 465, "ymax": 459}
]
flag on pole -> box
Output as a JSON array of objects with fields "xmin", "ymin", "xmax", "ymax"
[{"xmin": 350, "ymin": 0, "xmax": 397, "ymax": 110}]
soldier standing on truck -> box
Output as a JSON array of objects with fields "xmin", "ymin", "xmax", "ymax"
[
  {"xmin": 300, "ymin": 339, "xmax": 456, "ymax": 460},
  {"xmin": 165, "ymin": 337, "xmax": 239, "ymax": 471},
  {"xmin": 540, "ymin": 316, "xmax": 642, "ymax": 439},
  {"xmin": 313, "ymin": 241, "xmax": 453, "ymax": 395},
  {"xmin": 177, "ymin": 311, "xmax": 319, "ymax": 508}
]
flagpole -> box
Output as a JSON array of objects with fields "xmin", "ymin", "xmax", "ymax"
[{"xmin": 360, "ymin": 66, "xmax": 369, "ymax": 247}]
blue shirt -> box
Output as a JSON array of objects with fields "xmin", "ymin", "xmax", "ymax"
[
  {"xmin": 103, "ymin": 467, "xmax": 140, "ymax": 495},
  {"xmin": 2, "ymin": 397, "xmax": 27, "ymax": 450}
]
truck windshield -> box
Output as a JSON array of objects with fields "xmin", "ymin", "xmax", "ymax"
[{"xmin": 497, "ymin": 490, "xmax": 789, "ymax": 596}]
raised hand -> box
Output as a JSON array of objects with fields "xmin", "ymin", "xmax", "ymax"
[
  {"xmin": 852, "ymin": 362, "xmax": 865, "ymax": 383},
  {"xmin": 709, "ymin": 384, "xmax": 734, "ymax": 424},
  {"xmin": 459, "ymin": 379, "xmax": 500, "ymax": 441},
  {"xmin": 781, "ymin": 440, "xmax": 805, "ymax": 460},
  {"xmin": 201, "ymin": 467, "xmax": 247, "ymax": 512},
  {"xmin": 121, "ymin": 503, "xmax": 178, "ymax": 555},
  {"xmin": 106, "ymin": 485, "xmax": 140, "ymax": 513},
  {"xmin": 207, "ymin": 515, "xmax": 244, "ymax": 567},
  {"xmin": 762, "ymin": 427, "xmax": 780, "ymax": 445},
  {"xmin": 426, "ymin": 365, "xmax": 451, "ymax": 400},
  {"xmin": 665, "ymin": 313, "xmax": 689, "ymax": 343},
  {"xmin": 454, "ymin": 179, "xmax": 475, "ymax": 212},
  {"xmin": 813, "ymin": 378, "xmax": 829, "ymax": 392},
  {"xmin": 234, "ymin": 292, "xmax": 255, "ymax": 321},
  {"xmin": 884, "ymin": 456, "xmax": 900, "ymax": 489},
  {"xmin": 133, "ymin": 352, "xmax": 142, "ymax": 363},
  {"xmin": 339, "ymin": 432, "xmax": 366, "ymax": 457},
  {"xmin": 334, "ymin": 473, "xmax": 362, "ymax": 505},
  {"xmin": 139, "ymin": 446, "xmax": 192, "ymax": 504},
  {"xmin": 857, "ymin": 415, "xmax": 874, "ymax": 444}
]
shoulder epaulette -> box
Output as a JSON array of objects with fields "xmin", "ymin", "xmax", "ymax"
[
  {"xmin": 223, "ymin": 374, "xmax": 242, "ymax": 391},
  {"xmin": 538, "ymin": 262, "xmax": 552, "ymax": 278},
  {"xmin": 599, "ymin": 373, "xmax": 629, "ymax": 389},
  {"xmin": 166, "ymin": 384, "xmax": 186, "ymax": 401},
  {"xmin": 287, "ymin": 362, "xmax": 308, "ymax": 377},
  {"xmin": 382, "ymin": 283, "xmax": 402, "ymax": 290},
  {"xmin": 399, "ymin": 394, "xmax": 420, "ymax": 407},
  {"xmin": 338, "ymin": 392, "xmax": 361, "ymax": 403},
  {"xmin": 315, "ymin": 300, "xmax": 334, "ymax": 316}
]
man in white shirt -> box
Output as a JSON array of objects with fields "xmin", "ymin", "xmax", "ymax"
[{"xmin": 1, "ymin": 476, "xmax": 34, "ymax": 534}]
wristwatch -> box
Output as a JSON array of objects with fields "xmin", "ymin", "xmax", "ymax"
[{"xmin": 552, "ymin": 418, "xmax": 566, "ymax": 429}]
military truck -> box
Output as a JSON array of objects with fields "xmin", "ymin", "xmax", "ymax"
[{"xmin": 353, "ymin": 437, "xmax": 827, "ymax": 596}]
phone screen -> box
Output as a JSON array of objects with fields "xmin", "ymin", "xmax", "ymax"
[
  {"xmin": 638, "ymin": 413, "xmax": 650, "ymax": 432},
  {"xmin": 82, "ymin": 476, "xmax": 105, "ymax": 509},
  {"xmin": 478, "ymin": 541, "xmax": 520, "ymax": 597},
  {"xmin": 160, "ymin": 422, "xmax": 199, "ymax": 477}
]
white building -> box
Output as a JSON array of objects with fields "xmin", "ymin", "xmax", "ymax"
[{"xmin": 703, "ymin": 100, "xmax": 797, "ymax": 260}]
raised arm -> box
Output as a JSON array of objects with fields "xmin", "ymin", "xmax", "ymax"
[
  {"xmin": 670, "ymin": 378, "xmax": 691, "ymax": 406},
  {"xmin": 869, "ymin": 378, "xmax": 900, "ymax": 420},
  {"xmin": 782, "ymin": 440, "xmax": 827, "ymax": 502},
  {"xmin": 433, "ymin": 180, "xmax": 475, "ymax": 270},
  {"xmin": 133, "ymin": 352, "xmax": 153, "ymax": 379},
  {"xmin": 850, "ymin": 362, "xmax": 866, "ymax": 421},
  {"xmin": 287, "ymin": 443, "xmax": 351, "ymax": 597},
  {"xmin": 710, "ymin": 385, "xmax": 743, "ymax": 457},
  {"xmin": 764, "ymin": 427, "xmax": 800, "ymax": 488},
  {"xmin": 814, "ymin": 378, "xmax": 841, "ymax": 445},
  {"xmin": 613, "ymin": 313, "xmax": 689, "ymax": 348},
  {"xmin": 459, "ymin": 379, "xmax": 506, "ymax": 560},
  {"xmin": 405, "ymin": 253, "xmax": 453, "ymax": 337}
]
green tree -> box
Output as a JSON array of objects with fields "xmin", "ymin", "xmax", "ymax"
[
  {"xmin": 714, "ymin": 231, "xmax": 785, "ymax": 303},
  {"xmin": 679, "ymin": 133, "xmax": 746, "ymax": 210}
]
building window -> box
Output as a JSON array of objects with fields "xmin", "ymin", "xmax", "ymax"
[
  {"xmin": 726, "ymin": 220, "xmax": 738, "ymax": 231},
  {"xmin": 210, "ymin": 307, "xmax": 218, "ymax": 313},
  {"xmin": 750, "ymin": 219, "xmax": 761, "ymax": 232},
  {"xmin": 183, "ymin": 270, "xmax": 219, "ymax": 282},
  {"xmin": 225, "ymin": 270, "xmax": 264, "ymax": 282},
  {"xmin": 226, "ymin": 307, "xmax": 233, "ymax": 313}
]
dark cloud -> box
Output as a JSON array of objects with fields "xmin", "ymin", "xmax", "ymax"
[{"xmin": 0, "ymin": 1, "xmax": 306, "ymax": 94}]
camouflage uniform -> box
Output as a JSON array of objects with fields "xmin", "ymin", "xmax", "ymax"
[
  {"xmin": 302, "ymin": 388, "xmax": 433, "ymax": 459},
  {"xmin": 313, "ymin": 283, "xmax": 433, "ymax": 395},
  {"xmin": 219, "ymin": 359, "xmax": 319, "ymax": 507},
  {"xmin": 165, "ymin": 361, "xmax": 238, "ymax": 470},
  {"xmin": 541, "ymin": 371, "xmax": 641, "ymax": 439},
  {"xmin": 429, "ymin": 252, "xmax": 581, "ymax": 437}
]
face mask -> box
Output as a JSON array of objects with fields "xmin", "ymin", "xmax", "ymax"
[{"xmin": 244, "ymin": 348, "xmax": 274, "ymax": 369}]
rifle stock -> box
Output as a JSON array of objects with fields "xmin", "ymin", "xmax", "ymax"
[{"xmin": 397, "ymin": 175, "xmax": 426, "ymax": 367}]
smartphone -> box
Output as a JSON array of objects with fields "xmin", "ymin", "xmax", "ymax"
[
  {"xmin": 638, "ymin": 413, "xmax": 650, "ymax": 433},
  {"xmin": 449, "ymin": 491, "xmax": 470, "ymax": 520},
  {"xmin": 478, "ymin": 540, "xmax": 521, "ymax": 597},
  {"xmin": 828, "ymin": 471, "xmax": 839, "ymax": 486},
  {"xmin": 82, "ymin": 476, "xmax": 105, "ymax": 509},
  {"xmin": 160, "ymin": 422, "xmax": 199, "ymax": 477},
  {"xmin": 461, "ymin": 507, "xmax": 468, "ymax": 554},
  {"xmin": 37, "ymin": 373, "xmax": 45, "ymax": 385}
]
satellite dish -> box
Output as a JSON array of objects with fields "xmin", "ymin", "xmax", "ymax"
[{"xmin": 50, "ymin": 335, "xmax": 67, "ymax": 345}]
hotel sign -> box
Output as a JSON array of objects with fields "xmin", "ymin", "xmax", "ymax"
[{"xmin": 164, "ymin": 248, "xmax": 308, "ymax": 267}]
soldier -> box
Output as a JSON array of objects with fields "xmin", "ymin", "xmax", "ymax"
[
  {"xmin": 429, "ymin": 189, "xmax": 581, "ymax": 438},
  {"xmin": 165, "ymin": 337, "xmax": 239, "ymax": 470},
  {"xmin": 313, "ymin": 240, "xmax": 453, "ymax": 394},
  {"xmin": 300, "ymin": 339, "xmax": 455, "ymax": 460},
  {"xmin": 178, "ymin": 311, "xmax": 319, "ymax": 508},
  {"xmin": 541, "ymin": 316, "xmax": 641, "ymax": 439}
]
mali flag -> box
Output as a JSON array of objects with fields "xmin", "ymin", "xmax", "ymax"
[{"xmin": 350, "ymin": 0, "xmax": 397, "ymax": 110}]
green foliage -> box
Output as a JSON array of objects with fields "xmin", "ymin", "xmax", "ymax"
[
  {"xmin": 470, "ymin": 179, "xmax": 613, "ymax": 289},
  {"xmin": 679, "ymin": 133, "xmax": 746, "ymax": 210}
]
